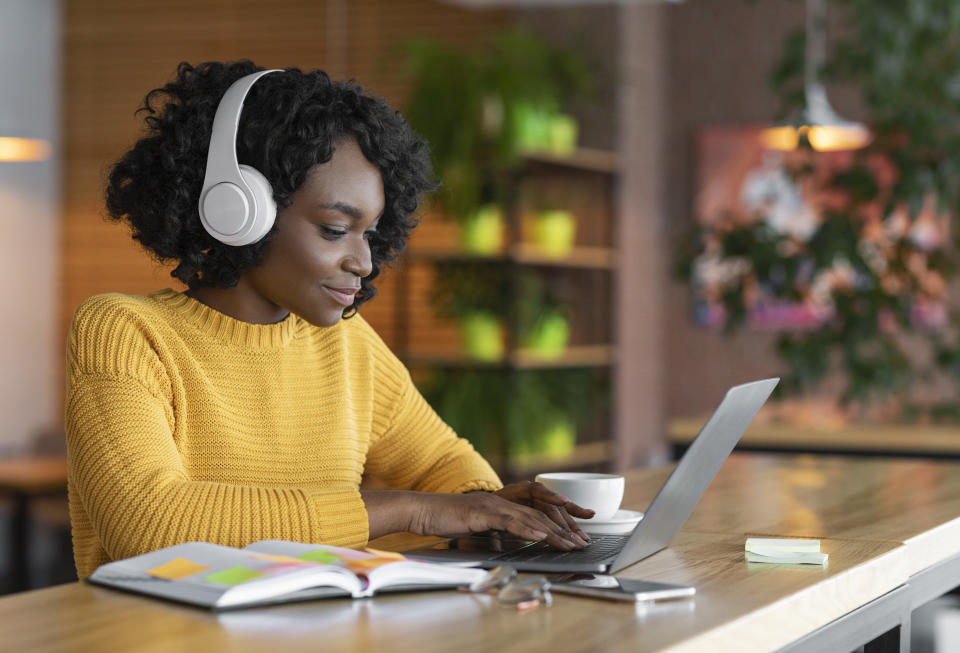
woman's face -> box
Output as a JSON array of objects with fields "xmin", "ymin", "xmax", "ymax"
[{"xmin": 244, "ymin": 136, "xmax": 385, "ymax": 327}]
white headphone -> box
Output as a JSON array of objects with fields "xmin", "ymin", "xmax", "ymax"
[{"xmin": 198, "ymin": 69, "xmax": 283, "ymax": 246}]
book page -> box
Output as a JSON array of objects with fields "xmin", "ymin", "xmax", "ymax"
[
  {"xmin": 88, "ymin": 541, "xmax": 361, "ymax": 609},
  {"xmin": 245, "ymin": 540, "xmax": 403, "ymax": 578},
  {"xmin": 246, "ymin": 540, "xmax": 486, "ymax": 594},
  {"xmin": 365, "ymin": 558, "xmax": 486, "ymax": 592}
]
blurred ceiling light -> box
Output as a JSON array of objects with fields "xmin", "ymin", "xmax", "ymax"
[
  {"xmin": 761, "ymin": 0, "xmax": 871, "ymax": 152},
  {"xmin": 0, "ymin": 136, "xmax": 51, "ymax": 162},
  {"xmin": 441, "ymin": 0, "xmax": 683, "ymax": 6}
]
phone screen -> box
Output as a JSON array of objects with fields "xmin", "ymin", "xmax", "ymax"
[
  {"xmin": 567, "ymin": 577, "xmax": 682, "ymax": 592},
  {"xmin": 550, "ymin": 574, "xmax": 695, "ymax": 601}
]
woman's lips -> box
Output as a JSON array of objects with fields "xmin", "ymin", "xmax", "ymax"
[{"xmin": 322, "ymin": 286, "xmax": 358, "ymax": 306}]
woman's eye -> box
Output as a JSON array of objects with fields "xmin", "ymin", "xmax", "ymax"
[{"xmin": 319, "ymin": 225, "xmax": 347, "ymax": 239}]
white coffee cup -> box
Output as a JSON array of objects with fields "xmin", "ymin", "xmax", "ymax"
[{"xmin": 534, "ymin": 472, "xmax": 625, "ymax": 521}]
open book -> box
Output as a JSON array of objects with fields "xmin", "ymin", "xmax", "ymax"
[{"xmin": 87, "ymin": 540, "xmax": 487, "ymax": 610}]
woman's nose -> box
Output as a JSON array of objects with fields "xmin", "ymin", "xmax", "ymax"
[{"xmin": 344, "ymin": 239, "xmax": 373, "ymax": 278}]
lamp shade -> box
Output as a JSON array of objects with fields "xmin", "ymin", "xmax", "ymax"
[
  {"xmin": 761, "ymin": 84, "xmax": 871, "ymax": 152},
  {"xmin": 761, "ymin": 0, "xmax": 871, "ymax": 153},
  {"xmin": 0, "ymin": 136, "xmax": 52, "ymax": 161}
]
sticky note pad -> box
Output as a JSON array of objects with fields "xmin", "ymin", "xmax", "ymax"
[
  {"xmin": 204, "ymin": 566, "xmax": 265, "ymax": 586},
  {"xmin": 147, "ymin": 557, "xmax": 210, "ymax": 580},
  {"xmin": 744, "ymin": 538, "xmax": 828, "ymax": 565},
  {"xmin": 297, "ymin": 550, "xmax": 339, "ymax": 564},
  {"xmin": 746, "ymin": 549, "xmax": 829, "ymax": 565},
  {"xmin": 745, "ymin": 538, "xmax": 820, "ymax": 553}
]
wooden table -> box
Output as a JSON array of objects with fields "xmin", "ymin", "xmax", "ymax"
[
  {"xmin": 649, "ymin": 454, "xmax": 960, "ymax": 577},
  {"xmin": 0, "ymin": 457, "xmax": 68, "ymax": 592},
  {"xmin": 1, "ymin": 453, "xmax": 958, "ymax": 652},
  {"xmin": 0, "ymin": 532, "xmax": 907, "ymax": 653},
  {"xmin": 669, "ymin": 418, "xmax": 960, "ymax": 458}
]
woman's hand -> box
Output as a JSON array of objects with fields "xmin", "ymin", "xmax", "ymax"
[
  {"xmin": 406, "ymin": 487, "xmax": 592, "ymax": 550},
  {"xmin": 492, "ymin": 481, "xmax": 595, "ymax": 545}
]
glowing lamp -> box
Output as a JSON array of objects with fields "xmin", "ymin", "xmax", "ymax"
[
  {"xmin": 0, "ymin": 136, "xmax": 52, "ymax": 162},
  {"xmin": 761, "ymin": 0, "xmax": 871, "ymax": 153}
]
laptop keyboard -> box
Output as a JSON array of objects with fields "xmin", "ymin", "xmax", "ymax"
[{"xmin": 490, "ymin": 534, "xmax": 631, "ymax": 564}]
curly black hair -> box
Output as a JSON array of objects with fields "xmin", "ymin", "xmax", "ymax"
[{"xmin": 105, "ymin": 60, "xmax": 439, "ymax": 317}]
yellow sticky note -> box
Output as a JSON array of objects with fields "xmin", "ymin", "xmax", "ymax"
[
  {"xmin": 362, "ymin": 547, "xmax": 406, "ymax": 560},
  {"xmin": 250, "ymin": 553, "xmax": 308, "ymax": 564},
  {"xmin": 147, "ymin": 557, "xmax": 210, "ymax": 580},
  {"xmin": 344, "ymin": 557, "xmax": 406, "ymax": 574}
]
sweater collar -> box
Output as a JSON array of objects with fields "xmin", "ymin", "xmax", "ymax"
[{"xmin": 150, "ymin": 288, "xmax": 301, "ymax": 348}]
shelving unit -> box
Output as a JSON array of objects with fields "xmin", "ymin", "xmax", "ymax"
[
  {"xmin": 409, "ymin": 244, "xmax": 617, "ymax": 270},
  {"xmin": 407, "ymin": 344, "xmax": 615, "ymax": 370},
  {"xmin": 494, "ymin": 441, "xmax": 613, "ymax": 479},
  {"xmin": 395, "ymin": 146, "xmax": 619, "ymax": 480}
]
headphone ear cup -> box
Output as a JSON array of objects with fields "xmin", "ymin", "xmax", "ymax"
[{"xmin": 238, "ymin": 164, "xmax": 277, "ymax": 245}]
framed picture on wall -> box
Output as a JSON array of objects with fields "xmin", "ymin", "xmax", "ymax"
[{"xmin": 690, "ymin": 125, "xmax": 949, "ymax": 332}]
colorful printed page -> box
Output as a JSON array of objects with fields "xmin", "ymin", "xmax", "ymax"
[
  {"xmin": 87, "ymin": 541, "xmax": 364, "ymax": 610},
  {"xmin": 245, "ymin": 540, "xmax": 486, "ymax": 595},
  {"xmin": 87, "ymin": 540, "xmax": 486, "ymax": 609},
  {"xmin": 244, "ymin": 540, "xmax": 410, "ymax": 580}
]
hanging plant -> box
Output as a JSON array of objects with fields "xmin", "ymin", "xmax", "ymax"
[{"xmin": 677, "ymin": 0, "xmax": 960, "ymax": 415}]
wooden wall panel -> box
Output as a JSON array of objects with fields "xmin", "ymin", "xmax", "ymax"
[{"xmin": 60, "ymin": 0, "xmax": 509, "ymax": 409}]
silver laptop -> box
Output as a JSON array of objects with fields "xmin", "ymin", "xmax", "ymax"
[{"xmin": 406, "ymin": 378, "xmax": 779, "ymax": 573}]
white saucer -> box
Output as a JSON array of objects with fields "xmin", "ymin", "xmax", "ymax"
[{"xmin": 572, "ymin": 509, "xmax": 644, "ymax": 534}]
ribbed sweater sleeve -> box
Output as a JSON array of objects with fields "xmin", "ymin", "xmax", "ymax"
[{"xmin": 361, "ymin": 322, "xmax": 503, "ymax": 494}]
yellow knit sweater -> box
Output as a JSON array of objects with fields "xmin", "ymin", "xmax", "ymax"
[{"xmin": 65, "ymin": 289, "xmax": 502, "ymax": 579}]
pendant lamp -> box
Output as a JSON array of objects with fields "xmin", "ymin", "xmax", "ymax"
[
  {"xmin": 0, "ymin": 135, "xmax": 51, "ymax": 162},
  {"xmin": 761, "ymin": 0, "xmax": 871, "ymax": 152}
]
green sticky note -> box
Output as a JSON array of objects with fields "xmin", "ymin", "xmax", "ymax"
[
  {"xmin": 297, "ymin": 550, "xmax": 339, "ymax": 564},
  {"xmin": 204, "ymin": 566, "xmax": 264, "ymax": 586}
]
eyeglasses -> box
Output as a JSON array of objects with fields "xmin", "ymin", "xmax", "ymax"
[{"xmin": 464, "ymin": 565, "xmax": 552, "ymax": 611}]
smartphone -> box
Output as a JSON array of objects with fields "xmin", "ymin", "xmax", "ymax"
[{"xmin": 549, "ymin": 575, "xmax": 695, "ymax": 602}]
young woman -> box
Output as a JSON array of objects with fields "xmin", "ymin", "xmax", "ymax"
[{"xmin": 64, "ymin": 60, "xmax": 592, "ymax": 579}]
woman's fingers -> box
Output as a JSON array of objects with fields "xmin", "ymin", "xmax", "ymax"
[
  {"xmin": 457, "ymin": 490, "xmax": 586, "ymax": 549},
  {"xmin": 529, "ymin": 482, "xmax": 596, "ymax": 520},
  {"xmin": 492, "ymin": 502, "xmax": 586, "ymax": 550},
  {"xmin": 492, "ymin": 483, "xmax": 591, "ymax": 546},
  {"xmin": 558, "ymin": 504, "xmax": 591, "ymax": 542},
  {"xmin": 533, "ymin": 498, "xmax": 588, "ymax": 544},
  {"xmin": 534, "ymin": 499, "xmax": 590, "ymax": 543}
]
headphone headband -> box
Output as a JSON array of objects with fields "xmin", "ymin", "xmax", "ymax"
[{"xmin": 198, "ymin": 69, "xmax": 283, "ymax": 246}]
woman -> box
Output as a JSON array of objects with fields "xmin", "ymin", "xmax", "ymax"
[{"xmin": 65, "ymin": 60, "xmax": 592, "ymax": 579}]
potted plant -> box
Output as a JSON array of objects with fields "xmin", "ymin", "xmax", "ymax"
[
  {"xmin": 458, "ymin": 204, "xmax": 505, "ymax": 255},
  {"xmin": 429, "ymin": 261, "xmax": 508, "ymax": 361},
  {"xmin": 420, "ymin": 368, "xmax": 600, "ymax": 465},
  {"xmin": 402, "ymin": 26, "xmax": 591, "ymax": 250},
  {"xmin": 430, "ymin": 264, "xmax": 574, "ymax": 361},
  {"xmin": 513, "ymin": 100, "xmax": 580, "ymax": 156},
  {"xmin": 532, "ymin": 209, "xmax": 577, "ymax": 256},
  {"xmin": 420, "ymin": 370, "xmax": 505, "ymax": 456},
  {"xmin": 517, "ymin": 271, "xmax": 573, "ymax": 358},
  {"xmin": 521, "ymin": 181, "xmax": 585, "ymax": 257}
]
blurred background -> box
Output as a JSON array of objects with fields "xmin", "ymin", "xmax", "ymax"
[{"xmin": 3, "ymin": 0, "xmax": 960, "ymax": 647}]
